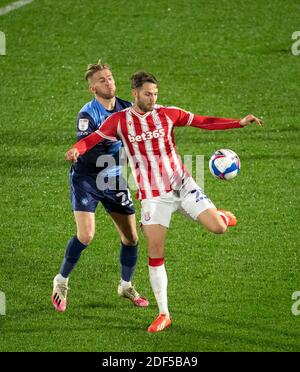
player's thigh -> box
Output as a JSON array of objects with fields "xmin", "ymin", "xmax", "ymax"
[
  {"xmin": 140, "ymin": 193, "xmax": 174, "ymax": 229},
  {"xmin": 180, "ymin": 185, "xmax": 215, "ymax": 223},
  {"xmin": 142, "ymin": 224, "xmax": 168, "ymax": 258},
  {"xmin": 100, "ymin": 187, "xmax": 137, "ymax": 244},
  {"xmin": 179, "ymin": 185, "xmax": 226, "ymax": 233},
  {"xmin": 141, "ymin": 195, "xmax": 174, "ymax": 257},
  {"xmin": 74, "ymin": 211, "xmax": 96, "ymax": 244},
  {"xmin": 109, "ymin": 212, "xmax": 138, "ymax": 245},
  {"xmin": 70, "ymin": 172, "xmax": 99, "ymax": 214},
  {"xmin": 196, "ymin": 208, "xmax": 227, "ymax": 234}
]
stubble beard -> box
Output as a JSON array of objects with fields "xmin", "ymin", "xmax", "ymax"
[
  {"xmin": 95, "ymin": 87, "xmax": 116, "ymax": 100},
  {"xmin": 137, "ymin": 99, "xmax": 154, "ymax": 113}
]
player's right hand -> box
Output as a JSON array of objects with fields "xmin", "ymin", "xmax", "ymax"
[
  {"xmin": 65, "ymin": 148, "xmax": 79, "ymax": 161},
  {"xmin": 240, "ymin": 114, "xmax": 263, "ymax": 127}
]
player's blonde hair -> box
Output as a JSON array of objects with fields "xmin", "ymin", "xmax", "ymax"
[{"xmin": 85, "ymin": 60, "xmax": 111, "ymax": 81}]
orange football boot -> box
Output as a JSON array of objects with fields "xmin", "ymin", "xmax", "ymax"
[
  {"xmin": 147, "ymin": 314, "xmax": 172, "ymax": 333},
  {"xmin": 217, "ymin": 209, "xmax": 237, "ymax": 227}
]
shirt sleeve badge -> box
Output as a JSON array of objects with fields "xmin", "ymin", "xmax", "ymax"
[{"xmin": 78, "ymin": 118, "xmax": 89, "ymax": 131}]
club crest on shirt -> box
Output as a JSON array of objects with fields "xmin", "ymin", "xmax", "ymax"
[
  {"xmin": 78, "ymin": 118, "xmax": 89, "ymax": 131},
  {"xmin": 144, "ymin": 212, "xmax": 151, "ymax": 221}
]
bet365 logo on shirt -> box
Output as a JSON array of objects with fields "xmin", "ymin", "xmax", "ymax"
[
  {"xmin": 291, "ymin": 291, "xmax": 300, "ymax": 316},
  {"xmin": 128, "ymin": 128, "xmax": 165, "ymax": 143}
]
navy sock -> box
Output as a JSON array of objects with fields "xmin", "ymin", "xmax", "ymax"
[
  {"xmin": 120, "ymin": 242, "xmax": 138, "ymax": 282},
  {"xmin": 60, "ymin": 236, "xmax": 87, "ymax": 278}
]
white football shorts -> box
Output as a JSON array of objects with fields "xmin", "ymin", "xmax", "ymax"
[{"xmin": 140, "ymin": 177, "xmax": 216, "ymax": 228}]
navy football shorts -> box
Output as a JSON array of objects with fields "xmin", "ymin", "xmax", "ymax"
[{"xmin": 70, "ymin": 172, "xmax": 135, "ymax": 215}]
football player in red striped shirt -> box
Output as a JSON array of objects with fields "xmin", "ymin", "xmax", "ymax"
[{"xmin": 66, "ymin": 71, "xmax": 263, "ymax": 332}]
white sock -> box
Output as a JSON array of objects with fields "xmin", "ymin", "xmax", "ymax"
[
  {"xmin": 148, "ymin": 264, "xmax": 169, "ymax": 317},
  {"xmin": 120, "ymin": 279, "xmax": 131, "ymax": 289},
  {"xmin": 55, "ymin": 273, "xmax": 69, "ymax": 284}
]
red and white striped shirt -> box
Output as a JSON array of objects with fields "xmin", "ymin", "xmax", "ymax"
[{"xmin": 74, "ymin": 105, "xmax": 243, "ymax": 199}]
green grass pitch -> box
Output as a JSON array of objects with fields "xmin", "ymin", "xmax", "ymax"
[{"xmin": 0, "ymin": 0, "xmax": 299, "ymax": 352}]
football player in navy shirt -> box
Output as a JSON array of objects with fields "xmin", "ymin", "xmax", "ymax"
[{"xmin": 52, "ymin": 61, "xmax": 148, "ymax": 312}]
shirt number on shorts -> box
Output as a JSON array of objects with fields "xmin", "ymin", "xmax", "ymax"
[
  {"xmin": 116, "ymin": 191, "xmax": 133, "ymax": 207},
  {"xmin": 194, "ymin": 189, "xmax": 207, "ymax": 203}
]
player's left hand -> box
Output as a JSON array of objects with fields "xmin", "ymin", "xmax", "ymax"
[
  {"xmin": 240, "ymin": 114, "xmax": 263, "ymax": 127},
  {"xmin": 65, "ymin": 148, "xmax": 79, "ymax": 161}
]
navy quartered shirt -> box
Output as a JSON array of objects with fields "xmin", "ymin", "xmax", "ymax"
[{"xmin": 72, "ymin": 97, "xmax": 132, "ymax": 176}]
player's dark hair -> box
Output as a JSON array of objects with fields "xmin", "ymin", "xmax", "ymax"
[
  {"xmin": 130, "ymin": 71, "xmax": 158, "ymax": 89},
  {"xmin": 85, "ymin": 60, "xmax": 111, "ymax": 81}
]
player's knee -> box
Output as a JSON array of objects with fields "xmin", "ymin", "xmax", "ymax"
[
  {"xmin": 128, "ymin": 234, "xmax": 139, "ymax": 246},
  {"xmin": 122, "ymin": 231, "xmax": 138, "ymax": 246},
  {"xmin": 77, "ymin": 231, "xmax": 94, "ymax": 245},
  {"xmin": 211, "ymin": 222, "xmax": 227, "ymax": 235}
]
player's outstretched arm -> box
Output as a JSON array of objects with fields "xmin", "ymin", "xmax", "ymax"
[
  {"xmin": 65, "ymin": 113, "xmax": 119, "ymax": 161},
  {"xmin": 189, "ymin": 112, "xmax": 263, "ymax": 130},
  {"xmin": 168, "ymin": 107, "xmax": 242, "ymax": 130},
  {"xmin": 65, "ymin": 130, "xmax": 104, "ymax": 162},
  {"xmin": 239, "ymin": 114, "xmax": 263, "ymax": 127},
  {"xmin": 169, "ymin": 107, "xmax": 263, "ymax": 130},
  {"xmin": 190, "ymin": 114, "xmax": 242, "ymax": 130}
]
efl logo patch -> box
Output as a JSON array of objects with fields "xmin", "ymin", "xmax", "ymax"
[{"xmin": 78, "ymin": 119, "xmax": 89, "ymax": 131}]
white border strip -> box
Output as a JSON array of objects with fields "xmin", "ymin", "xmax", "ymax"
[
  {"xmin": 0, "ymin": 0, "xmax": 33, "ymax": 16},
  {"xmin": 0, "ymin": 291, "xmax": 5, "ymax": 316}
]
